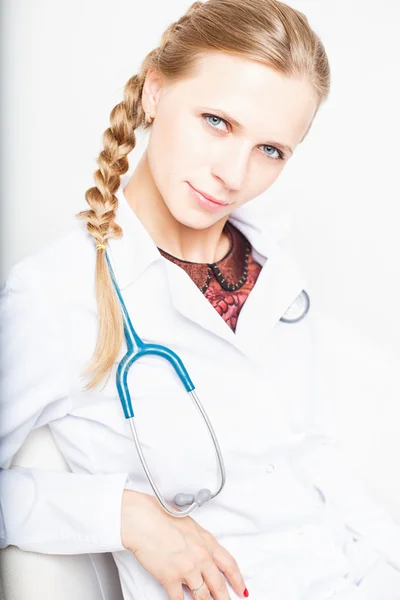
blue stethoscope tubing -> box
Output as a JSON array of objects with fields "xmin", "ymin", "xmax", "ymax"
[{"xmin": 104, "ymin": 250, "xmax": 227, "ymax": 518}]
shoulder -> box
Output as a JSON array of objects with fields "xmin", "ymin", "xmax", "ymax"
[{"xmin": 2, "ymin": 222, "xmax": 96, "ymax": 307}]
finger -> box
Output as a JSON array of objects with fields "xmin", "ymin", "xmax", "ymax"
[
  {"xmin": 211, "ymin": 544, "xmax": 247, "ymax": 598},
  {"xmin": 202, "ymin": 561, "xmax": 232, "ymax": 600},
  {"xmin": 184, "ymin": 575, "xmax": 211, "ymax": 600},
  {"xmin": 165, "ymin": 582, "xmax": 185, "ymax": 600}
]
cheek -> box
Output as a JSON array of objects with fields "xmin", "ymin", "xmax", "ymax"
[
  {"xmin": 236, "ymin": 163, "xmax": 286, "ymax": 210},
  {"xmin": 148, "ymin": 117, "xmax": 210, "ymax": 192},
  {"xmin": 258, "ymin": 165, "xmax": 284, "ymax": 192},
  {"xmin": 169, "ymin": 118, "xmax": 210, "ymax": 168}
]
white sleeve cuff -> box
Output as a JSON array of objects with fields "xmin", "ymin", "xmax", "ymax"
[{"xmin": 0, "ymin": 467, "xmax": 130, "ymax": 554}]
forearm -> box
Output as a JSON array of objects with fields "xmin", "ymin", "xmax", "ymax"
[{"xmin": 0, "ymin": 467, "xmax": 129, "ymax": 554}]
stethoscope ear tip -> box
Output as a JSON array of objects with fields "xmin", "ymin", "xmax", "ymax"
[
  {"xmin": 174, "ymin": 493, "xmax": 195, "ymax": 507},
  {"xmin": 174, "ymin": 488, "xmax": 212, "ymax": 508}
]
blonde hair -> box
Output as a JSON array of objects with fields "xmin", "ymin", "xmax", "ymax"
[{"xmin": 76, "ymin": 0, "xmax": 330, "ymax": 391}]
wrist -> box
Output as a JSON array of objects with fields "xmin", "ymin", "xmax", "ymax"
[{"xmin": 121, "ymin": 489, "xmax": 148, "ymax": 551}]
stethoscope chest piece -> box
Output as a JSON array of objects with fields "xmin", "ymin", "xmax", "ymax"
[{"xmin": 280, "ymin": 290, "xmax": 310, "ymax": 323}]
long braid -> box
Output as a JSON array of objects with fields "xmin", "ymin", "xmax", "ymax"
[{"xmin": 76, "ymin": 71, "xmax": 148, "ymax": 391}]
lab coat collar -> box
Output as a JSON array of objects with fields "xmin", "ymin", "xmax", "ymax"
[
  {"xmin": 106, "ymin": 176, "xmax": 162, "ymax": 290},
  {"xmin": 108, "ymin": 174, "xmax": 296, "ymax": 289},
  {"xmin": 107, "ymin": 174, "xmax": 307, "ymax": 352}
]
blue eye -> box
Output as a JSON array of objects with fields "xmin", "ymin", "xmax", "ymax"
[
  {"xmin": 260, "ymin": 145, "xmax": 284, "ymax": 161},
  {"xmin": 203, "ymin": 114, "xmax": 227, "ymax": 131}
]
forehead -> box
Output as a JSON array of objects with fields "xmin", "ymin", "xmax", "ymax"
[{"xmin": 172, "ymin": 51, "xmax": 318, "ymax": 147}]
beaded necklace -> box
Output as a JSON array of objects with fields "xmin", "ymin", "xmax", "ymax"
[{"xmin": 158, "ymin": 222, "xmax": 251, "ymax": 295}]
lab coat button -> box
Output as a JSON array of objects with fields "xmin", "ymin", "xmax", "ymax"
[{"xmin": 265, "ymin": 464, "xmax": 275, "ymax": 473}]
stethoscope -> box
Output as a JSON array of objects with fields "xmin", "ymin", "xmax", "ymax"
[{"xmin": 104, "ymin": 250, "xmax": 310, "ymax": 518}]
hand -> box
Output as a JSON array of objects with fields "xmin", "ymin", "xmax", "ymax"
[{"xmin": 121, "ymin": 489, "xmax": 248, "ymax": 600}]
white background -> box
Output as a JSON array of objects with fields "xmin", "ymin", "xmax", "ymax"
[{"xmin": 1, "ymin": 1, "xmax": 399, "ymax": 521}]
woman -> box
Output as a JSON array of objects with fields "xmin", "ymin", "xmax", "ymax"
[{"xmin": 1, "ymin": 0, "xmax": 400, "ymax": 598}]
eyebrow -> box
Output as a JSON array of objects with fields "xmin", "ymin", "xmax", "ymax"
[{"xmin": 199, "ymin": 106, "xmax": 294, "ymax": 155}]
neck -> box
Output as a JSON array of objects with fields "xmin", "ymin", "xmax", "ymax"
[{"xmin": 123, "ymin": 152, "xmax": 231, "ymax": 263}]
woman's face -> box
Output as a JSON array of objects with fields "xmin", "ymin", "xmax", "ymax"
[{"xmin": 142, "ymin": 51, "xmax": 319, "ymax": 230}]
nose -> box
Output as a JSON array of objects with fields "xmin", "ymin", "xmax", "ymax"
[{"xmin": 211, "ymin": 141, "xmax": 250, "ymax": 191}]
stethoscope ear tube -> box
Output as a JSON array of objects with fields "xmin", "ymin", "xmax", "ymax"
[
  {"xmin": 128, "ymin": 417, "xmax": 201, "ymax": 518},
  {"xmin": 127, "ymin": 389, "xmax": 226, "ymax": 518}
]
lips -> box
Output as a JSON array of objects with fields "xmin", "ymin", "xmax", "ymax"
[{"xmin": 188, "ymin": 183, "xmax": 230, "ymax": 207}]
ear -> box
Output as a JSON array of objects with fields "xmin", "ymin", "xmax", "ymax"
[{"xmin": 141, "ymin": 68, "xmax": 164, "ymax": 117}]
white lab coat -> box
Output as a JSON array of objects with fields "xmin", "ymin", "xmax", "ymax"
[{"xmin": 1, "ymin": 174, "xmax": 400, "ymax": 599}]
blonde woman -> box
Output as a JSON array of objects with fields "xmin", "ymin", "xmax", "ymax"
[{"xmin": 1, "ymin": 0, "xmax": 400, "ymax": 598}]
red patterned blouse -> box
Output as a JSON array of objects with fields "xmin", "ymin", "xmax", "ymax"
[{"xmin": 158, "ymin": 222, "xmax": 262, "ymax": 332}]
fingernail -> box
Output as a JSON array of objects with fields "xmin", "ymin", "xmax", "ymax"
[{"xmin": 243, "ymin": 589, "xmax": 249, "ymax": 598}]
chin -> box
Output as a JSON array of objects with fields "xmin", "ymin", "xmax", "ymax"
[
  {"xmin": 173, "ymin": 212, "xmax": 216, "ymax": 230},
  {"xmin": 171, "ymin": 205, "xmax": 227, "ymax": 230}
]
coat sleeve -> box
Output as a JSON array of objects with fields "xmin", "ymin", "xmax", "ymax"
[
  {"xmin": 0, "ymin": 261, "xmax": 129, "ymax": 554},
  {"xmin": 297, "ymin": 309, "xmax": 400, "ymax": 573}
]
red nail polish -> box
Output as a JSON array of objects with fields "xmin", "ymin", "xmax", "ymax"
[{"xmin": 243, "ymin": 589, "xmax": 249, "ymax": 598}]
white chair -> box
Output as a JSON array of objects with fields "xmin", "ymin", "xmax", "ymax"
[{"xmin": 0, "ymin": 425, "xmax": 124, "ymax": 600}]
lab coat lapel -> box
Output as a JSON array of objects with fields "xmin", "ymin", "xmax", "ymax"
[
  {"xmin": 235, "ymin": 243, "xmax": 307, "ymax": 355},
  {"xmin": 229, "ymin": 215, "xmax": 308, "ymax": 357},
  {"xmin": 162, "ymin": 258, "xmax": 240, "ymax": 348}
]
